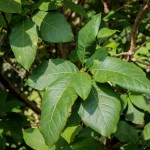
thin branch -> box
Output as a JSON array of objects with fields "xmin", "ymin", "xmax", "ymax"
[
  {"xmin": 129, "ymin": 0, "xmax": 150, "ymax": 53},
  {"xmin": 131, "ymin": 58, "xmax": 150, "ymax": 67},
  {"xmin": 136, "ymin": 39, "xmax": 150, "ymax": 50},
  {"xmin": 116, "ymin": 0, "xmax": 150, "ymax": 58},
  {"xmin": 0, "ymin": 72, "xmax": 41, "ymax": 114}
]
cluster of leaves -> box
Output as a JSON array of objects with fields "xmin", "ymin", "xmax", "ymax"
[{"xmin": 0, "ymin": 0, "xmax": 150, "ymax": 149}]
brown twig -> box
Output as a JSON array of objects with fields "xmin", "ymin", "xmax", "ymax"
[
  {"xmin": 116, "ymin": 0, "xmax": 150, "ymax": 58},
  {"xmin": 131, "ymin": 58, "xmax": 150, "ymax": 67},
  {"xmin": 0, "ymin": 72, "xmax": 41, "ymax": 114}
]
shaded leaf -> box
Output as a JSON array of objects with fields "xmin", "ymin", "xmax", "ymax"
[
  {"xmin": 115, "ymin": 121, "xmax": 139, "ymax": 144},
  {"xmin": 23, "ymin": 128, "xmax": 49, "ymax": 150},
  {"xmin": 126, "ymin": 100, "xmax": 144, "ymax": 124},
  {"xmin": 72, "ymin": 72, "xmax": 92, "ymax": 100},
  {"xmin": 64, "ymin": 0, "xmax": 87, "ymax": 18},
  {"xmin": 77, "ymin": 14, "xmax": 101, "ymax": 63},
  {"xmin": 9, "ymin": 19, "xmax": 38, "ymax": 70},
  {"xmin": 0, "ymin": 0, "xmax": 21, "ymax": 13},
  {"xmin": 27, "ymin": 59, "xmax": 79, "ymax": 90},
  {"xmin": 71, "ymin": 137, "xmax": 104, "ymax": 150},
  {"xmin": 78, "ymin": 82, "xmax": 121, "ymax": 137},
  {"xmin": 90, "ymin": 56, "xmax": 150, "ymax": 94},
  {"xmin": 129, "ymin": 93, "xmax": 150, "ymax": 112},
  {"xmin": 40, "ymin": 77, "xmax": 78, "ymax": 147},
  {"xmin": 51, "ymin": 136, "xmax": 71, "ymax": 150}
]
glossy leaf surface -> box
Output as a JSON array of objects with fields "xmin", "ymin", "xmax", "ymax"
[
  {"xmin": 91, "ymin": 56, "xmax": 150, "ymax": 94},
  {"xmin": 40, "ymin": 77, "xmax": 78, "ymax": 147}
]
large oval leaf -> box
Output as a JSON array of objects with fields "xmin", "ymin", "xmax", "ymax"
[
  {"xmin": 78, "ymin": 82, "xmax": 121, "ymax": 137},
  {"xmin": 0, "ymin": 0, "xmax": 21, "ymax": 13},
  {"xmin": 9, "ymin": 19, "xmax": 38, "ymax": 71},
  {"xmin": 90, "ymin": 56, "xmax": 150, "ymax": 94},
  {"xmin": 27, "ymin": 59, "xmax": 79, "ymax": 90},
  {"xmin": 71, "ymin": 72, "xmax": 92, "ymax": 100},
  {"xmin": 77, "ymin": 14, "xmax": 101, "ymax": 63},
  {"xmin": 40, "ymin": 77, "xmax": 78, "ymax": 147},
  {"xmin": 40, "ymin": 11, "xmax": 74, "ymax": 43}
]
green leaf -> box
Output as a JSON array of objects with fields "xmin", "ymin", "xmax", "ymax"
[
  {"xmin": 40, "ymin": 77, "xmax": 78, "ymax": 147},
  {"xmin": 141, "ymin": 123, "xmax": 150, "ymax": 146},
  {"xmin": 72, "ymin": 72, "xmax": 92, "ymax": 100},
  {"xmin": 40, "ymin": 11, "xmax": 74, "ymax": 43},
  {"xmin": 61, "ymin": 125, "xmax": 82, "ymax": 144},
  {"xmin": 115, "ymin": 121, "xmax": 139, "ymax": 144},
  {"xmin": 78, "ymin": 82, "xmax": 121, "ymax": 137},
  {"xmin": 23, "ymin": 128, "xmax": 49, "ymax": 150},
  {"xmin": 129, "ymin": 93, "xmax": 150, "ymax": 112},
  {"xmin": 0, "ymin": 0, "xmax": 21, "ymax": 13},
  {"xmin": 37, "ymin": 0, "xmax": 63, "ymax": 11},
  {"xmin": 85, "ymin": 48, "xmax": 108, "ymax": 68},
  {"xmin": 27, "ymin": 59, "xmax": 79, "ymax": 90},
  {"xmin": 64, "ymin": 0, "xmax": 87, "ymax": 18},
  {"xmin": 126, "ymin": 100, "xmax": 144, "ymax": 124},
  {"xmin": 9, "ymin": 19, "xmax": 38, "ymax": 71},
  {"xmin": 71, "ymin": 137, "xmax": 104, "ymax": 150},
  {"xmin": 97, "ymin": 28, "xmax": 119, "ymax": 39},
  {"xmin": 90, "ymin": 56, "xmax": 150, "ymax": 94},
  {"xmin": 77, "ymin": 14, "xmax": 101, "ymax": 63}
]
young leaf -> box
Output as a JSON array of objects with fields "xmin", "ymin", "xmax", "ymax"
[
  {"xmin": 9, "ymin": 19, "xmax": 38, "ymax": 71},
  {"xmin": 23, "ymin": 128, "xmax": 49, "ymax": 150},
  {"xmin": 90, "ymin": 56, "xmax": 150, "ymax": 94},
  {"xmin": 27, "ymin": 59, "xmax": 79, "ymax": 90},
  {"xmin": 77, "ymin": 14, "xmax": 101, "ymax": 63},
  {"xmin": 115, "ymin": 121, "xmax": 139, "ymax": 144},
  {"xmin": 40, "ymin": 11, "xmax": 74, "ymax": 43},
  {"xmin": 64, "ymin": 0, "xmax": 87, "ymax": 18},
  {"xmin": 97, "ymin": 28, "xmax": 119, "ymax": 39},
  {"xmin": 40, "ymin": 77, "xmax": 78, "ymax": 147},
  {"xmin": 71, "ymin": 72, "xmax": 92, "ymax": 100},
  {"xmin": 78, "ymin": 82, "xmax": 121, "ymax": 137},
  {"xmin": 61, "ymin": 125, "xmax": 82, "ymax": 144},
  {"xmin": 126, "ymin": 100, "xmax": 144, "ymax": 124},
  {"xmin": 85, "ymin": 47, "xmax": 108, "ymax": 68},
  {"xmin": 141, "ymin": 123, "xmax": 150, "ymax": 146},
  {"xmin": 0, "ymin": 0, "xmax": 21, "ymax": 13}
]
